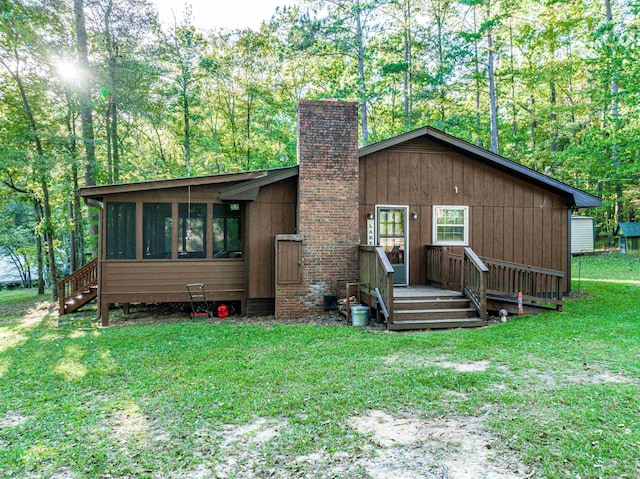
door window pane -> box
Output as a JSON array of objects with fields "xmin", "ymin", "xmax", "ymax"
[
  {"xmin": 143, "ymin": 203, "xmax": 172, "ymax": 259},
  {"xmin": 377, "ymin": 208, "xmax": 406, "ymax": 265},
  {"xmin": 178, "ymin": 203, "xmax": 206, "ymax": 258},
  {"xmin": 106, "ymin": 202, "xmax": 136, "ymax": 259}
]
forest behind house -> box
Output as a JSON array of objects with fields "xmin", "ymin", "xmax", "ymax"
[{"xmin": 0, "ymin": 0, "xmax": 638, "ymax": 298}]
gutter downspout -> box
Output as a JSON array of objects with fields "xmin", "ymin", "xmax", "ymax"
[{"xmin": 84, "ymin": 197, "xmax": 103, "ymax": 322}]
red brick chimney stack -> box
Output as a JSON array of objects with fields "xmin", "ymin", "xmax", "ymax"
[{"xmin": 275, "ymin": 99, "xmax": 359, "ymax": 318}]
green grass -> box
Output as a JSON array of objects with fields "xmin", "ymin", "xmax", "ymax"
[{"xmin": 0, "ymin": 255, "xmax": 639, "ymax": 478}]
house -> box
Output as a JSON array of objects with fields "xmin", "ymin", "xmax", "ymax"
[
  {"xmin": 617, "ymin": 222, "xmax": 640, "ymax": 254},
  {"xmin": 571, "ymin": 216, "xmax": 595, "ymax": 255},
  {"xmin": 66, "ymin": 100, "xmax": 601, "ymax": 329}
]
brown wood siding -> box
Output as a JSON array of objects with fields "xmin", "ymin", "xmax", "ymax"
[
  {"xmin": 276, "ymin": 240, "xmax": 302, "ymax": 284},
  {"xmin": 246, "ymin": 178, "xmax": 297, "ymax": 299},
  {"xmin": 101, "ymin": 259, "xmax": 244, "ymax": 303},
  {"xmin": 360, "ymin": 137, "xmax": 572, "ymax": 291},
  {"xmin": 99, "ymin": 177, "xmax": 296, "ymax": 306}
]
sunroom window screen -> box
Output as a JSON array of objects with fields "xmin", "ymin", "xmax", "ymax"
[
  {"xmin": 143, "ymin": 203, "xmax": 172, "ymax": 259},
  {"xmin": 178, "ymin": 203, "xmax": 206, "ymax": 258},
  {"xmin": 213, "ymin": 204, "xmax": 241, "ymax": 258},
  {"xmin": 435, "ymin": 207, "xmax": 467, "ymax": 244},
  {"xmin": 106, "ymin": 202, "xmax": 136, "ymax": 259}
]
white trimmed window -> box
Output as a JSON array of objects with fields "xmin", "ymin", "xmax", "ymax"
[{"xmin": 433, "ymin": 206, "xmax": 469, "ymax": 245}]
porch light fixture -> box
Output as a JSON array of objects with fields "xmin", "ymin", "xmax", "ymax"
[
  {"xmin": 367, "ymin": 212, "xmax": 374, "ymax": 220},
  {"xmin": 412, "ymin": 211, "xmax": 418, "ymax": 220}
]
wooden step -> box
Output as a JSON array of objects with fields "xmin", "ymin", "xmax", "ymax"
[
  {"xmin": 389, "ymin": 317, "xmax": 485, "ymax": 331},
  {"xmin": 394, "ymin": 307, "xmax": 478, "ymax": 321},
  {"xmin": 64, "ymin": 288, "xmax": 98, "ymax": 314},
  {"xmin": 393, "ymin": 293, "xmax": 465, "ymax": 301},
  {"xmin": 393, "ymin": 298, "xmax": 471, "ymax": 310}
]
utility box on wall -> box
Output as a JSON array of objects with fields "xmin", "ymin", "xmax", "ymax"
[{"xmin": 571, "ymin": 216, "xmax": 595, "ymax": 255}]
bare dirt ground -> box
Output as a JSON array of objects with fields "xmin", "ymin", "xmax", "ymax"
[
  {"xmin": 170, "ymin": 411, "xmax": 531, "ymax": 479},
  {"xmin": 63, "ymin": 302, "xmax": 389, "ymax": 330}
]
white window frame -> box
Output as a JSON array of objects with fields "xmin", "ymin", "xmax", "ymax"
[{"xmin": 432, "ymin": 205, "xmax": 469, "ymax": 246}]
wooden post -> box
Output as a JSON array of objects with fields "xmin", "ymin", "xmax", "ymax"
[
  {"xmin": 58, "ymin": 282, "xmax": 65, "ymax": 315},
  {"xmin": 480, "ymin": 258, "xmax": 486, "ymax": 320},
  {"xmin": 101, "ymin": 301, "xmax": 110, "ymax": 327},
  {"xmin": 460, "ymin": 252, "xmax": 466, "ymax": 294},
  {"xmin": 387, "ymin": 272, "xmax": 394, "ymax": 326},
  {"xmin": 442, "ymin": 247, "xmax": 450, "ymax": 289},
  {"xmin": 557, "ymin": 277, "xmax": 563, "ymax": 311}
]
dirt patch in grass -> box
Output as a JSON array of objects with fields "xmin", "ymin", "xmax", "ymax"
[
  {"xmin": 0, "ymin": 411, "xmax": 29, "ymax": 428},
  {"xmin": 566, "ymin": 370, "xmax": 634, "ymax": 385},
  {"xmin": 385, "ymin": 354, "xmax": 493, "ymax": 373},
  {"xmin": 347, "ymin": 410, "xmax": 530, "ymax": 479},
  {"xmin": 174, "ymin": 412, "xmax": 530, "ymax": 479},
  {"xmin": 519, "ymin": 367, "xmax": 637, "ymax": 388}
]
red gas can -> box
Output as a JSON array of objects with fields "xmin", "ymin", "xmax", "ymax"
[{"xmin": 217, "ymin": 303, "xmax": 229, "ymax": 318}]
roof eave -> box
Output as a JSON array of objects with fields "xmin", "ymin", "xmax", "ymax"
[{"xmin": 78, "ymin": 171, "xmax": 270, "ymax": 200}]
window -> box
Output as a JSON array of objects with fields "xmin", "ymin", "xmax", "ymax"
[
  {"xmin": 433, "ymin": 206, "xmax": 469, "ymax": 245},
  {"xmin": 178, "ymin": 203, "xmax": 206, "ymax": 258},
  {"xmin": 143, "ymin": 203, "xmax": 172, "ymax": 259},
  {"xmin": 213, "ymin": 203, "xmax": 242, "ymax": 258},
  {"xmin": 106, "ymin": 202, "xmax": 136, "ymax": 259}
]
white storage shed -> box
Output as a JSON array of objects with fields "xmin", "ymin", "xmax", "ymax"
[{"xmin": 571, "ymin": 216, "xmax": 595, "ymax": 255}]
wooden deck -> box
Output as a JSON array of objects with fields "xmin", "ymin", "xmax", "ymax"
[{"xmin": 393, "ymin": 285, "xmax": 461, "ymax": 297}]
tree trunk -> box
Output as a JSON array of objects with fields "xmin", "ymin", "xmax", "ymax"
[
  {"xmin": 355, "ymin": 3, "xmax": 368, "ymax": 142},
  {"xmin": 68, "ymin": 201, "xmax": 77, "ymax": 273},
  {"xmin": 402, "ymin": 0, "xmax": 412, "ymax": 126},
  {"xmin": 486, "ymin": 1, "xmax": 499, "ymax": 154},
  {"xmin": 33, "ymin": 200, "xmax": 45, "ymax": 295},
  {"xmin": 509, "ymin": 22, "xmax": 518, "ymax": 156},
  {"xmin": 7, "ymin": 58, "xmax": 58, "ymax": 299},
  {"xmin": 104, "ymin": 0, "xmax": 120, "ymax": 182},
  {"xmin": 550, "ymin": 78, "xmax": 557, "ymax": 153},
  {"xmin": 473, "ymin": 7, "xmax": 482, "ymax": 147},
  {"xmin": 183, "ymin": 84, "xmax": 191, "ymax": 176},
  {"xmin": 74, "ymin": 0, "xmax": 98, "ymax": 241},
  {"xmin": 604, "ymin": 0, "xmax": 623, "ymax": 222},
  {"xmin": 64, "ymin": 89, "xmax": 86, "ymax": 268}
]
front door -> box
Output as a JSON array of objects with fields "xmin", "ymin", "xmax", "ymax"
[{"xmin": 376, "ymin": 205, "xmax": 409, "ymax": 286}]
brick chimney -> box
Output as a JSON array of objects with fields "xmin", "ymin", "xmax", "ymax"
[{"xmin": 275, "ymin": 99, "xmax": 359, "ymax": 318}]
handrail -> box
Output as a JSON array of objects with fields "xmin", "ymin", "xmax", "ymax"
[
  {"xmin": 464, "ymin": 247, "xmax": 489, "ymax": 273},
  {"xmin": 426, "ymin": 245, "xmax": 564, "ymax": 314},
  {"xmin": 481, "ymin": 256, "xmax": 564, "ymax": 310},
  {"xmin": 462, "ymin": 247, "xmax": 488, "ymax": 320},
  {"xmin": 359, "ymin": 245, "xmax": 394, "ymax": 325},
  {"xmin": 58, "ymin": 258, "xmax": 98, "ymax": 314},
  {"xmin": 480, "ymin": 257, "xmax": 564, "ymax": 277}
]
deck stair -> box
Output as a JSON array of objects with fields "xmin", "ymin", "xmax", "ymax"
[
  {"xmin": 389, "ymin": 288, "xmax": 486, "ymax": 331},
  {"xmin": 58, "ymin": 258, "xmax": 99, "ymax": 315}
]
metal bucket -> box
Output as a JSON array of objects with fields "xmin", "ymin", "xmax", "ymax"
[{"xmin": 350, "ymin": 305, "xmax": 369, "ymax": 327}]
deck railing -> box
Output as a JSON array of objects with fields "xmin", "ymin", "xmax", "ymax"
[
  {"xmin": 482, "ymin": 257, "xmax": 564, "ymax": 311},
  {"xmin": 359, "ymin": 245, "xmax": 394, "ymax": 324},
  {"xmin": 462, "ymin": 247, "xmax": 489, "ymax": 320},
  {"xmin": 425, "ymin": 245, "xmax": 563, "ymax": 314},
  {"xmin": 425, "ymin": 246, "xmax": 463, "ymax": 290},
  {"xmin": 58, "ymin": 258, "xmax": 98, "ymax": 314}
]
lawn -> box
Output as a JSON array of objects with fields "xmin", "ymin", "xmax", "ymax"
[{"xmin": 0, "ymin": 254, "xmax": 639, "ymax": 478}]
